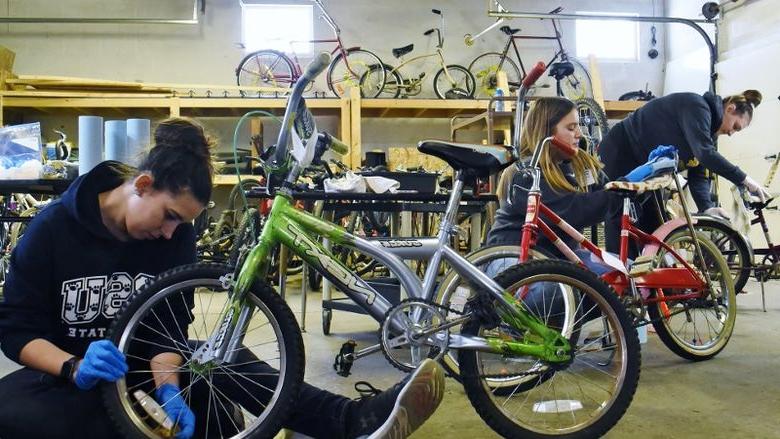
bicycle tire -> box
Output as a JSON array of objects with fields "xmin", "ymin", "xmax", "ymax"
[
  {"xmin": 674, "ymin": 217, "xmax": 752, "ymax": 294},
  {"xmin": 327, "ymin": 48, "xmax": 386, "ymax": 98},
  {"xmin": 467, "ymin": 52, "xmax": 522, "ymax": 99},
  {"xmin": 560, "ymin": 57, "xmax": 592, "ymax": 101},
  {"xmin": 236, "ymin": 49, "xmax": 296, "ymax": 91},
  {"xmin": 102, "ymin": 263, "xmax": 305, "ymax": 439},
  {"xmin": 574, "ymin": 97, "xmax": 609, "ymax": 154},
  {"xmin": 648, "ymin": 230, "xmax": 737, "ymax": 361},
  {"xmin": 433, "ymin": 65, "xmax": 475, "ymax": 100},
  {"xmin": 459, "ymin": 259, "xmax": 640, "ymax": 439}
]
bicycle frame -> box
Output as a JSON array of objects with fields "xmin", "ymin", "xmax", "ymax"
[
  {"xmin": 518, "ymin": 139, "xmax": 714, "ymax": 308},
  {"xmin": 228, "ymin": 175, "xmax": 568, "ymax": 361},
  {"xmin": 389, "ymin": 48, "xmax": 457, "ymax": 92}
]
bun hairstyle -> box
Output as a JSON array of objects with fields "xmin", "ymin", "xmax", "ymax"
[
  {"xmin": 723, "ymin": 89, "xmax": 763, "ymax": 119},
  {"xmin": 137, "ymin": 117, "xmax": 215, "ymax": 205}
]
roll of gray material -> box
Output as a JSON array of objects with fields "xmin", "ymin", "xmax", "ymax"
[
  {"xmin": 126, "ymin": 118, "xmax": 151, "ymax": 166},
  {"xmin": 78, "ymin": 115, "xmax": 104, "ymax": 175},
  {"xmin": 105, "ymin": 120, "xmax": 127, "ymax": 163}
]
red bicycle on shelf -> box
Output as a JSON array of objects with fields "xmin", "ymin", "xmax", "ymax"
[{"xmin": 516, "ymin": 138, "xmax": 737, "ymax": 361}]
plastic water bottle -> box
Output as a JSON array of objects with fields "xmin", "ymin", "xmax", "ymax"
[{"xmin": 495, "ymin": 88, "xmax": 505, "ymax": 112}]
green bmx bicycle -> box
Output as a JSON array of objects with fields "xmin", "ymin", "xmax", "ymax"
[{"xmin": 102, "ymin": 54, "xmax": 640, "ymax": 439}]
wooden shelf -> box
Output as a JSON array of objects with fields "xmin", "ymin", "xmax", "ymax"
[{"xmin": 1, "ymin": 89, "xmax": 646, "ymax": 172}]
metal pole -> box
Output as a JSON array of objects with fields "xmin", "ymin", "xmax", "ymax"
[
  {"xmin": 487, "ymin": 9, "xmax": 719, "ymax": 93},
  {"xmin": 0, "ymin": 0, "xmax": 199, "ymax": 24}
]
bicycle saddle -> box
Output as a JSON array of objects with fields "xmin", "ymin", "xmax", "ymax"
[
  {"xmin": 603, "ymin": 174, "xmax": 674, "ymax": 195},
  {"xmin": 392, "ymin": 44, "xmax": 414, "ymax": 58},
  {"xmin": 548, "ymin": 61, "xmax": 574, "ymax": 80},
  {"xmin": 417, "ymin": 140, "xmax": 515, "ymax": 178},
  {"xmin": 500, "ymin": 25, "xmax": 521, "ymax": 35}
]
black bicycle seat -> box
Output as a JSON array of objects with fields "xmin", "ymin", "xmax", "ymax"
[
  {"xmin": 548, "ymin": 61, "xmax": 574, "ymax": 80},
  {"xmin": 500, "ymin": 25, "xmax": 521, "ymax": 35},
  {"xmin": 392, "ymin": 44, "xmax": 414, "ymax": 58}
]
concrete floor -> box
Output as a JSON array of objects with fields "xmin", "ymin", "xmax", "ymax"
[{"xmin": 2, "ymin": 279, "xmax": 779, "ymax": 438}]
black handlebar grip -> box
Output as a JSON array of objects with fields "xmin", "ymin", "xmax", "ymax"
[
  {"xmin": 302, "ymin": 52, "xmax": 332, "ymax": 81},
  {"xmin": 432, "ymin": 9, "xmax": 441, "ymax": 14},
  {"xmin": 423, "ymin": 29, "xmax": 435, "ymax": 36}
]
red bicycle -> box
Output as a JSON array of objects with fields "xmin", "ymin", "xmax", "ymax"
[
  {"xmin": 516, "ymin": 139, "xmax": 737, "ymax": 361},
  {"xmin": 235, "ymin": 0, "xmax": 385, "ymax": 98}
]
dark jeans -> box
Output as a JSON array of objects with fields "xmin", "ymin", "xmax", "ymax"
[
  {"xmin": 599, "ymin": 122, "xmax": 664, "ymax": 257},
  {"xmin": 0, "ymin": 343, "xmax": 351, "ymax": 439}
]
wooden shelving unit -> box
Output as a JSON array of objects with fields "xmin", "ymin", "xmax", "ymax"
[{"xmin": 1, "ymin": 90, "xmax": 644, "ymax": 182}]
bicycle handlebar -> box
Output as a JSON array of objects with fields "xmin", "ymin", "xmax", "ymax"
[
  {"xmin": 270, "ymin": 52, "xmax": 331, "ymax": 171},
  {"xmin": 522, "ymin": 61, "xmax": 546, "ymax": 88},
  {"xmin": 324, "ymin": 133, "xmax": 349, "ymax": 156}
]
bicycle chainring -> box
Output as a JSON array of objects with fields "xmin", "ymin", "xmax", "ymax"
[{"xmin": 380, "ymin": 299, "xmax": 450, "ymax": 372}]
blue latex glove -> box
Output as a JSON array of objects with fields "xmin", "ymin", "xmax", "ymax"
[
  {"xmin": 648, "ymin": 145, "xmax": 677, "ymax": 160},
  {"xmin": 156, "ymin": 383, "xmax": 196, "ymax": 439},
  {"xmin": 74, "ymin": 340, "xmax": 128, "ymax": 390}
]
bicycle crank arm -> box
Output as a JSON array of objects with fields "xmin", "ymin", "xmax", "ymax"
[{"xmin": 410, "ymin": 315, "xmax": 471, "ymax": 341}]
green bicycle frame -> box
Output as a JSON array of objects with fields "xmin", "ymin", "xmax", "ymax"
[{"xmin": 220, "ymin": 191, "xmax": 571, "ymax": 364}]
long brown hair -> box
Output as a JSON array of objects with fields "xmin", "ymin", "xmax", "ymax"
[{"xmin": 497, "ymin": 97, "xmax": 603, "ymax": 203}]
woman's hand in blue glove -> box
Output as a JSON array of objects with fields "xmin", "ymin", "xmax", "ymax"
[
  {"xmin": 156, "ymin": 383, "xmax": 196, "ymax": 439},
  {"xmin": 648, "ymin": 145, "xmax": 677, "ymax": 160},
  {"xmin": 73, "ymin": 340, "xmax": 128, "ymax": 390}
]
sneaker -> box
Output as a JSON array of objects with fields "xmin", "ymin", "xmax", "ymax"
[{"xmin": 345, "ymin": 359, "xmax": 445, "ymax": 439}]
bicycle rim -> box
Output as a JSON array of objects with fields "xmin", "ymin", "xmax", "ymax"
[
  {"xmin": 104, "ymin": 265, "xmax": 304, "ymax": 438},
  {"xmin": 237, "ymin": 51, "xmax": 295, "ymax": 92},
  {"xmin": 650, "ymin": 231, "xmax": 737, "ymax": 360}
]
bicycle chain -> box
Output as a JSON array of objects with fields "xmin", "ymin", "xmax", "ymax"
[{"xmin": 385, "ymin": 298, "xmax": 555, "ymax": 380}]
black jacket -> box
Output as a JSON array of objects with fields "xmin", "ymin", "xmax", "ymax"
[
  {"xmin": 0, "ymin": 161, "xmax": 196, "ymax": 363},
  {"xmin": 603, "ymin": 92, "xmax": 745, "ymax": 211},
  {"xmin": 487, "ymin": 161, "xmax": 615, "ymax": 255}
]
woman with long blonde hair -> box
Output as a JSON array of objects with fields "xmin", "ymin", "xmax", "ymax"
[{"xmin": 488, "ymin": 97, "xmax": 615, "ymax": 256}]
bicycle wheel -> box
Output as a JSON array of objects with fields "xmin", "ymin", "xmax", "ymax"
[
  {"xmin": 433, "ymin": 65, "xmax": 476, "ymax": 99},
  {"xmin": 560, "ymin": 58, "xmax": 592, "ymax": 101},
  {"xmin": 675, "ymin": 218, "xmax": 752, "ymax": 294},
  {"xmin": 236, "ymin": 50, "xmax": 296, "ymax": 92},
  {"xmin": 574, "ymin": 97, "xmax": 609, "ymax": 154},
  {"xmin": 459, "ymin": 259, "xmax": 640, "ymax": 439},
  {"xmin": 102, "ymin": 263, "xmax": 305, "ymax": 439},
  {"xmin": 468, "ymin": 52, "xmax": 522, "ymax": 99},
  {"xmin": 327, "ymin": 48, "xmax": 386, "ymax": 98},
  {"xmin": 648, "ymin": 230, "xmax": 737, "ymax": 361},
  {"xmin": 361, "ymin": 63, "xmax": 402, "ymax": 98}
]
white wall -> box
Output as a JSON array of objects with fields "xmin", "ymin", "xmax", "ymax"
[{"xmin": 1, "ymin": 0, "xmax": 665, "ymax": 155}]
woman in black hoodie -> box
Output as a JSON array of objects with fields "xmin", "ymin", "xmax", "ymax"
[
  {"xmin": 599, "ymin": 90, "xmax": 767, "ymax": 254},
  {"xmin": 0, "ymin": 118, "xmax": 443, "ymax": 439}
]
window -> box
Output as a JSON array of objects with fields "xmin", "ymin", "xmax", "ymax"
[
  {"xmin": 575, "ymin": 12, "xmax": 639, "ymax": 61},
  {"xmin": 241, "ymin": 3, "xmax": 314, "ymax": 54}
]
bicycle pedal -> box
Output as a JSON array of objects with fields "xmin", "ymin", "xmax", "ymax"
[
  {"xmin": 333, "ymin": 339, "xmax": 357, "ymax": 377},
  {"xmin": 628, "ymin": 255, "xmax": 655, "ymax": 277}
]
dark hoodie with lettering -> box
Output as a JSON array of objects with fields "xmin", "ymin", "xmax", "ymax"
[
  {"xmin": 0, "ymin": 161, "xmax": 196, "ymax": 363},
  {"xmin": 599, "ymin": 91, "xmax": 746, "ymax": 211}
]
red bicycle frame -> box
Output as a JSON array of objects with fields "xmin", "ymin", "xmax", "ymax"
[{"xmin": 517, "ymin": 144, "xmax": 707, "ymax": 311}]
